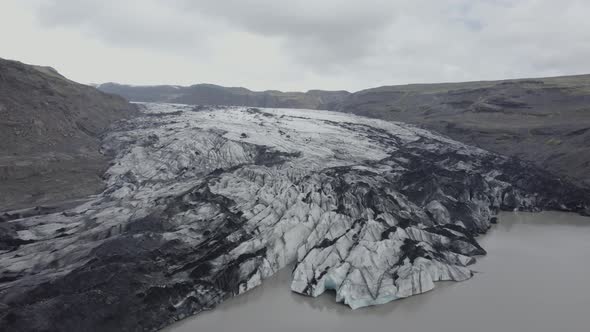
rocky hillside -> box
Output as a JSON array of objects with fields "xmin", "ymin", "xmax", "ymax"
[
  {"xmin": 1, "ymin": 104, "xmax": 587, "ymax": 331},
  {"xmin": 97, "ymin": 82, "xmax": 350, "ymax": 110},
  {"xmin": 0, "ymin": 58, "xmax": 138, "ymax": 210},
  {"xmin": 334, "ymin": 75, "xmax": 590, "ymax": 187}
]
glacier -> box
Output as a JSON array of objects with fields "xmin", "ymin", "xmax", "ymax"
[{"xmin": 1, "ymin": 103, "xmax": 588, "ymax": 331}]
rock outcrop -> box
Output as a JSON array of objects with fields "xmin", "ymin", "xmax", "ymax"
[{"xmin": 1, "ymin": 103, "xmax": 587, "ymax": 331}]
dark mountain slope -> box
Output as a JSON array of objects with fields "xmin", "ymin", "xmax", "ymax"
[
  {"xmin": 0, "ymin": 58, "xmax": 138, "ymax": 210},
  {"xmin": 334, "ymin": 75, "xmax": 590, "ymax": 187},
  {"xmin": 97, "ymin": 82, "xmax": 350, "ymax": 110}
]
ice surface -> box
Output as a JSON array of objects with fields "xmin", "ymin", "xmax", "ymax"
[{"xmin": 1, "ymin": 103, "xmax": 588, "ymax": 331}]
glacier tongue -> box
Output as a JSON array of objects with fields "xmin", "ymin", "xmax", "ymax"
[{"xmin": 1, "ymin": 103, "xmax": 588, "ymax": 331}]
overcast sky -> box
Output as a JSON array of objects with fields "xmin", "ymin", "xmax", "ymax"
[{"xmin": 2, "ymin": 0, "xmax": 589, "ymax": 91}]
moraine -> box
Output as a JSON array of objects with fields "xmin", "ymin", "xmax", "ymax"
[{"xmin": 1, "ymin": 103, "xmax": 588, "ymax": 331}]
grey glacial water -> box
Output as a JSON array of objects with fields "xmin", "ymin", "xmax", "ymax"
[{"xmin": 166, "ymin": 211, "xmax": 590, "ymax": 332}]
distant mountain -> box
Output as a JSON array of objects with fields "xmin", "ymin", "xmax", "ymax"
[
  {"xmin": 97, "ymin": 82, "xmax": 350, "ymax": 110},
  {"xmin": 333, "ymin": 75, "xmax": 590, "ymax": 187},
  {"xmin": 0, "ymin": 58, "xmax": 138, "ymax": 210}
]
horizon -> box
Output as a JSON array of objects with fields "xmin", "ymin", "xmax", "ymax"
[
  {"xmin": 3, "ymin": 1, "xmax": 590, "ymax": 92},
  {"xmin": 93, "ymin": 71, "xmax": 590, "ymax": 94}
]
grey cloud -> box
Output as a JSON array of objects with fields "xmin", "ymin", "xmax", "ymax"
[
  {"xmin": 36, "ymin": 0, "xmax": 218, "ymax": 51},
  {"xmin": 170, "ymin": 0, "xmax": 402, "ymax": 70},
  {"xmin": 36, "ymin": 0, "xmax": 402, "ymax": 68},
  {"xmin": 20, "ymin": 0, "xmax": 590, "ymax": 90}
]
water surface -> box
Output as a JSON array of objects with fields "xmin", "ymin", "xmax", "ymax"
[{"xmin": 166, "ymin": 212, "xmax": 590, "ymax": 332}]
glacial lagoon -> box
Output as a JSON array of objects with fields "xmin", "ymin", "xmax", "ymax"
[{"xmin": 166, "ymin": 211, "xmax": 590, "ymax": 332}]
